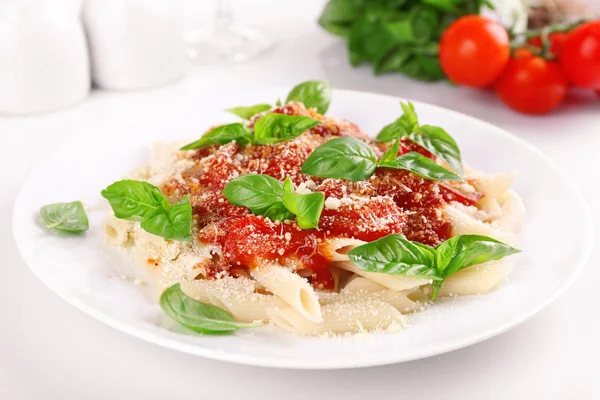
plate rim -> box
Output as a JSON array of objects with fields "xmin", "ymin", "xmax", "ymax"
[{"xmin": 12, "ymin": 88, "xmax": 594, "ymax": 369}]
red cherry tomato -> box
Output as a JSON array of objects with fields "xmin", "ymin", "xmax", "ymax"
[
  {"xmin": 527, "ymin": 32, "xmax": 567, "ymax": 56},
  {"xmin": 440, "ymin": 16, "xmax": 510, "ymax": 88},
  {"xmin": 495, "ymin": 52, "xmax": 568, "ymax": 114},
  {"xmin": 559, "ymin": 21, "xmax": 600, "ymax": 88}
]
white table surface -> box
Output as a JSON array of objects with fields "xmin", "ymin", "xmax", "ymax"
[{"xmin": 2, "ymin": 1, "xmax": 599, "ymax": 398}]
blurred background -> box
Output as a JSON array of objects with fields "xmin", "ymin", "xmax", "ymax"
[{"xmin": 0, "ymin": 0, "xmax": 598, "ymax": 118}]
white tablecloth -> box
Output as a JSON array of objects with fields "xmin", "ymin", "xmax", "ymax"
[{"xmin": 2, "ymin": 1, "xmax": 599, "ymax": 398}]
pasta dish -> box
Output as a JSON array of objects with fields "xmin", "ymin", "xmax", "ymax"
[{"xmin": 100, "ymin": 81, "xmax": 524, "ymax": 336}]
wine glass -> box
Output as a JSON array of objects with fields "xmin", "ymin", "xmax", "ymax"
[{"xmin": 185, "ymin": 0, "xmax": 274, "ymax": 63}]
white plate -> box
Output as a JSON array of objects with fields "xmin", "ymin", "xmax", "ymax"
[{"xmin": 13, "ymin": 89, "xmax": 593, "ymax": 369}]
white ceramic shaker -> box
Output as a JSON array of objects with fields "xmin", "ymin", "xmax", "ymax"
[
  {"xmin": 0, "ymin": 1, "xmax": 90, "ymax": 115},
  {"xmin": 83, "ymin": 0, "xmax": 187, "ymax": 91}
]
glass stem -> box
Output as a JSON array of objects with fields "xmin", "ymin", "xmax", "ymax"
[{"xmin": 215, "ymin": 0, "xmax": 234, "ymax": 27}]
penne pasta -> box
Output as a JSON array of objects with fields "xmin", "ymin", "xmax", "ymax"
[
  {"xmin": 103, "ymin": 216, "xmax": 132, "ymax": 246},
  {"xmin": 334, "ymin": 260, "xmax": 430, "ymax": 291},
  {"xmin": 251, "ymin": 263, "xmax": 322, "ymax": 323},
  {"xmin": 268, "ymin": 298, "xmax": 405, "ymax": 335},
  {"xmin": 436, "ymin": 261, "xmax": 514, "ymax": 297},
  {"xmin": 444, "ymin": 204, "xmax": 516, "ymax": 245},
  {"xmin": 181, "ymin": 277, "xmax": 274, "ymax": 322}
]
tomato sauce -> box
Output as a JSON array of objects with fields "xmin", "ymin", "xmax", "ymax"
[{"xmin": 163, "ymin": 102, "xmax": 474, "ymax": 289}]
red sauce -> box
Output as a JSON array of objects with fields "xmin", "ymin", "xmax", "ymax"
[{"xmin": 163, "ymin": 102, "xmax": 458, "ymax": 289}]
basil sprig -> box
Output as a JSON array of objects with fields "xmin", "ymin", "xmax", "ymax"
[
  {"xmin": 376, "ymin": 102, "xmax": 419, "ymax": 142},
  {"xmin": 40, "ymin": 201, "xmax": 89, "ymax": 233},
  {"xmin": 379, "ymin": 147, "xmax": 462, "ymax": 181},
  {"xmin": 226, "ymin": 104, "xmax": 272, "ymax": 120},
  {"xmin": 101, "ymin": 180, "xmax": 192, "ymax": 241},
  {"xmin": 253, "ymin": 114, "xmax": 322, "ymax": 145},
  {"xmin": 301, "ymin": 136, "xmax": 461, "ymax": 182},
  {"xmin": 226, "ymin": 80, "xmax": 332, "ymax": 120},
  {"xmin": 160, "ymin": 283, "xmax": 262, "ymax": 334},
  {"xmin": 282, "ymin": 177, "xmax": 325, "ymax": 229},
  {"xmin": 301, "ymin": 137, "xmax": 379, "ymax": 182},
  {"xmin": 348, "ymin": 234, "xmax": 520, "ymax": 301},
  {"xmin": 222, "ymin": 174, "xmax": 288, "ymax": 215},
  {"xmin": 348, "ymin": 234, "xmax": 440, "ymax": 280},
  {"xmin": 180, "ymin": 115, "xmax": 320, "ymax": 151},
  {"xmin": 318, "ymin": 0, "xmax": 488, "ymax": 81},
  {"xmin": 180, "ymin": 123, "xmax": 253, "ymax": 150},
  {"xmin": 286, "ymin": 80, "xmax": 332, "ymax": 114},
  {"xmin": 222, "ymin": 174, "xmax": 324, "ymax": 229},
  {"xmin": 375, "ymin": 102, "xmax": 464, "ymax": 176}
]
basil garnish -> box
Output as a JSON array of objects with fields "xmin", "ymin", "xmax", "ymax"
[
  {"xmin": 301, "ymin": 137, "xmax": 460, "ymax": 182},
  {"xmin": 180, "ymin": 123, "xmax": 253, "ymax": 150},
  {"xmin": 285, "ymin": 80, "xmax": 332, "ymax": 114},
  {"xmin": 253, "ymin": 114, "xmax": 322, "ymax": 145},
  {"xmin": 40, "ymin": 201, "xmax": 89, "ymax": 233},
  {"xmin": 222, "ymin": 174, "xmax": 287, "ymax": 215},
  {"xmin": 222, "ymin": 175, "xmax": 324, "ymax": 229},
  {"xmin": 181, "ymin": 115, "xmax": 320, "ymax": 150},
  {"xmin": 301, "ymin": 137, "xmax": 379, "ymax": 182},
  {"xmin": 375, "ymin": 102, "xmax": 464, "ymax": 176},
  {"xmin": 282, "ymin": 177, "xmax": 324, "ymax": 229},
  {"xmin": 432, "ymin": 235, "xmax": 520, "ymax": 299},
  {"xmin": 375, "ymin": 102, "xmax": 419, "ymax": 142},
  {"xmin": 160, "ymin": 283, "xmax": 262, "ymax": 334},
  {"xmin": 408, "ymin": 125, "xmax": 463, "ymax": 176},
  {"xmin": 348, "ymin": 233, "xmax": 520, "ymax": 301},
  {"xmin": 379, "ymin": 138, "xmax": 400, "ymax": 165},
  {"xmin": 348, "ymin": 234, "xmax": 441, "ymax": 280},
  {"xmin": 226, "ymin": 104, "xmax": 272, "ymax": 120},
  {"xmin": 379, "ymin": 151, "xmax": 462, "ymax": 181},
  {"xmin": 101, "ymin": 180, "xmax": 192, "ymax": 241}
]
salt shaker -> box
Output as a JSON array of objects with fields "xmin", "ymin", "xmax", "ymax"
[
  {"xmin": 0, "ymin": 1, "xmax": 90, "ymax": 115},
  {"xmin": 83, "ymin": 0, "xmax": 187, "ymax": 91}
]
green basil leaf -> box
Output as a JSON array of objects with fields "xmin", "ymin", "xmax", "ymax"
[
  {"xmin": 294, "ymin": 192, "xmax": 325, "ymax": 230},
  {"xmin": 160, "ymin": 283, "xmax": 262, "ymax": 334},
  {"xmin": 348, "ymin": 19, "xmax": 397, "ymax": 67},
  {"xmin": 101, "ymin": 180, "xmax": 165, "ymax": 222},
  {"xmin": 408, "ymin": 124, "xmax": 463, "ymax": 175},
  {"xmin": 435, "ymin": 235, "xmax": 521, "ymax": 277},
  {"xmin": 180, "ymin": 123, "xmax": 253, "ymax": 150},
  {"xmin": 379, "ymin": 152, "xmax": 462, "ymax": 181},
  {"xmin": 301, "ymin": 137, "xmax": 378, "ymax": 182},
  {"xmin": 285, "ymin": 80, "xmax": 332, "ymax": 114},
  {"xmin": 422, "ymin": 0, "xmax": 458, "ymax": 12},
  {"xmin": 400, "ymin": 101, "xmax": 419, "ymax": 132},
  {"xmin": 226, "ymin": 104, "xmax": 272, "ymax": 120},
  {"xmin": 318, "ymin": 0, "xmax": 362, "ymax": 37},
  {"xmin": 40, "ymin": 201, "xmax": 89, "ymax": 233},
  {"xmin": 140, "ymin": 196, "xmax": 192, "ymax": 241},
  {"xmin": 263, "ymin": 203, "xmax": 294, "ymax": 222},
  {"xmin": 379, "ymin": 138, "xmax": 400, "ymax": 165},
  {"xmin": 253, "ymin": 114, "xmax": 321, "ymax": 145},
  {"xmin": 375, "ymin": 101, "xmax": 419, "ymax": 142},
  {"xmin": 282, "ymin": 178, "xmax": 322, "ymax": 230},
  {"xmin": 222, "ymin": 174, "xmax": 285, "ymax": 215},
  {"xmin": 410, "ymin": 6, "xmax": 440, "ymax": 44},
  {"xmin": 281, "ymin": 177, "xmax": 297, "ymax": 214},
  {"xmin": 282, "ymin": 177, "xmax": 324, "ymax": 229},
  {"xmin": 102, "ymin": 180, "xmax": 193, "ymax": 241},
  {"xmin": 398, "ymin": 54, "xmax": 446, "ymax": 81},
  {"xmin": 348, "ymin": 234, "xmax": 441, "ymax": 280},
  {"xmin": 386, "ymin": 20, "xmax": 415, "ymax": 43},
  {"xmin": 375, "ymin": 46, "xmax": 413, "ymax": 74}
]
